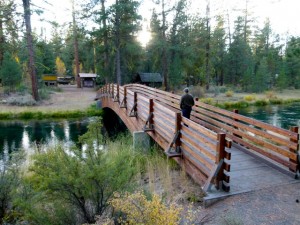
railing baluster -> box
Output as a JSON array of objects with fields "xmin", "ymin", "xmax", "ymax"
[
  {"xmin": 175, "ymin": 112, "xmax": 182, "ymax": 152},
  {"xmin": 216, "ymin": 133, "xmax": 228, "ymax": 191},
  {"xmin": 289, "ymin": 126, "xmax": 299, "ymax": 176}
]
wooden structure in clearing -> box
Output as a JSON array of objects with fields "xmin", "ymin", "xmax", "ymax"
[
  {"xmin": 78, "ymin": 73, "xmax": 97, "ymax": 88},
  {"xmin": 96, "ymin": 84, "xmax": 300, "ymax": 195},
  {"xmin": 42, "ymin": 74, "xmax": 57, "ymax": 86}
]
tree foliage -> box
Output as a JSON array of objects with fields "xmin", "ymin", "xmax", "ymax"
[
  {"xmin": 55, "ymin": 57, "xmax": 66, "ymax": 76},
  {"xmin": 0, "ymin": 0, "xmax": 300, "ymax": 97},
  {"xmin": 0, "ymin": 51, "xmax": 22, "ymax": 91}
]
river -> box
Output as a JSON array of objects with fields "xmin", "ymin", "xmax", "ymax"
[
  {"xmin": 238, "ymin": 102, "xmax": 300, "ymax": 129},
  {"xmin": 0, "ymin": 118, "xmax": 92, "ymax": 165},
  {"xmin": 1, "ymin": 103, "xmax": 300, "ymax": 164}
]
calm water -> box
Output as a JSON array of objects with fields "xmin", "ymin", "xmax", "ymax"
[
  {"xmin": 0, "ymin": 118, "xmax": 92, "ymax": 164},
  {"xmin": 238, "ymin": 102, "xmax": 300, "ymax": 129}
]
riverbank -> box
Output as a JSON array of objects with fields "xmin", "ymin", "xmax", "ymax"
[
  {"xmin": 206, "ymin": 89, "xmax": 300, "ymax": 102},
  {"xmin": 0, "ymin": 85, "xmax": 102, "ymax": 119},
  {"xmin": 0, "ymin": 85, "xmax": 97, "ymax": 113}
]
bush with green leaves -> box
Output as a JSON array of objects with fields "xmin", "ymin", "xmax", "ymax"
[
  {"xmin": 0, "ymin": 151, "xmax": 25, "ymax": 224},
  {"xmin": 14, "ymin": 118, "xmax": 146, "ymax": 224}
]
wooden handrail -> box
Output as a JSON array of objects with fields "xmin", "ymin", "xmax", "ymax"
[{"xmin": 97, "ymin": 83, "xmax": 300, "ymax": 191}]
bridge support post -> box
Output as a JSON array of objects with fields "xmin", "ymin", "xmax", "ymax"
[
  {"xmin": 289, "ymin": 126, "xmax": 299, "ymax": 176},
  {"xmin": 216, "ymin": 133, "xmax": 230, "ymax": 192},
  {"xmin": 133, "ymin": 131, "xmax": 150, "ymax": 151}
]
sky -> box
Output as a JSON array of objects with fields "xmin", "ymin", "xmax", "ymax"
[{"xmin": 30, "ymin": 0, "xmax": 300, "ymax": 44}]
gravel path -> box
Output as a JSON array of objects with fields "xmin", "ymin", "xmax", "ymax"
[{"xmin": 196, "ymin": 182, "xmax": 300, "ymax": 225}]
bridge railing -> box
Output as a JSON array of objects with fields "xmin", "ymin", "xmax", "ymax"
[
  {"xmin": 192, "ymin": 102, "xmax": 299, "ymax": 176},
  {"xmin": 96, "ymin": 84, "xmax": 231, "ymax": 192},
  {"xmin": 109, "ymin": 84, "xmax": 300, "ymax": 176},
  {"xmin": 123, "ymin": 84, "xmax": 299, "ymax": 177}
]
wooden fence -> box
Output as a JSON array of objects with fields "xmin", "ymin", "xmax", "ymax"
[{"xmin": 96, "ymin": 84, "xmax": 232, "ymax": 192}]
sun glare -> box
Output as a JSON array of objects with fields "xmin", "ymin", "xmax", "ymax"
[{"xmin": 137, "ymin": 24, "xmax": 152, "ymax": 47}]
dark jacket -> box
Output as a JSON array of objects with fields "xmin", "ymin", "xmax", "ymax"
[{"xmin": 180, "ymin": 93, "xmax": 195, "ymax": 110}]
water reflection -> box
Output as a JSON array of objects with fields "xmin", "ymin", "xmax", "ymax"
[
  {"xmin": 239, "ymin": 102, "xmax": 300, "ymax": 129},
  {"xmin": 0, "ymin": 118, "xmax": 91, "ymax": 165}
]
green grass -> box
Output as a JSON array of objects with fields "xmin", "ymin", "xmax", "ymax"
[
  {"xmin": 0, "ymin": 108, "xmax": 102, "ymax": 120},
  {"xmin": 214, "ymin": 98, "xmax": 300, "ymax": 109}
]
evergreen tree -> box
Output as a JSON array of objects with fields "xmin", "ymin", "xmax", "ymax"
[
  {"xmin": 0, "ymin": 51, "xmax": 22, "ymax": 92},
  {"xmin": 253, "ymin": 19, "xmax": 283, "ymax": 90},
  {"xmin": 0, "ymin": 0, "xmax": 18, "ymax": 65},
  {"xmin": 109, "ymin": 0, "xmax": 142, "ymax": 84},
  {"xmin": 49, "ymin": 22, "xmax": 64, "ymax": 60},
  {"xmin": 254, "ymin": 57, "xmax": 271, "ymax": 92},
  {"xmin": 35, "ymin": 39, "xmax": 55, "ymax": 76},
  {"xmin": 211, "ymin": 15, "xmax": 226, "ymax": 86},
  {"xmin": 285, "ymin": 37, "xmax": 300, "ymax": 89},
  {"xmin": 169, "ymin": 0, "xmax": 189, "ymax": 88},
  {"xmin": 225, "ymin": 16, "xmax": 253, "ymax": 90}
]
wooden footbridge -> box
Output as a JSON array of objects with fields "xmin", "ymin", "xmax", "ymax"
[{"xmin": 96, "ymin": 84, "xmax": 300, "ymax": 204}]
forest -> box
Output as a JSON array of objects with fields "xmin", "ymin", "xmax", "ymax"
[{"xmin": 1, "ymin": 0, "xmax": 300, "ymax": 101}]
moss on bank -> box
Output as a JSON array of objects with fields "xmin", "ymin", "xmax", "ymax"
[
  {"xmin": 209, "ymin": 98, "xmax": 300, "ymax": 109},
  {"xmin": 0, "ymin": 104, "xmax": 102, "ymax": 120}
]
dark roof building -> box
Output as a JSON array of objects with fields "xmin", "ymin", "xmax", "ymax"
[{"xmin": 134, "ymin": 73, "xmax": 162, "ymax": 87}]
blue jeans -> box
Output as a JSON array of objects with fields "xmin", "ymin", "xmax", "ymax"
[{"xmin": 182, "ymin": 108, "xmax": 192, "ymax": 119}]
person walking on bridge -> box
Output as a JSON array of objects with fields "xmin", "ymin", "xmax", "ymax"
[{"xmin": 180, "ymin": 87, "xmax": 195, "ymax": 119}]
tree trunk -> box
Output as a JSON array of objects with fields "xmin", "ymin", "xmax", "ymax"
[
  {"xmin": 115, "ymin": 0, "xmax": 121, "ymax": 85},
  {"xmin": 0, "ymin": 19, "xmax": 4, "ymax": 65},
  {"xmin": 22, "ymin": 0, "xmax": 39, "ymax": 101},
  {"xmin": 101, "ymin": 0, "xmax": 109, "ymax": 84},
  {"xmin": 244, "ymin": 0, "xmax": 249, "ymax": 42},
  {"xmin": 72, "ymin": 0, "xmax": 81, "ymax": 88},
  {"xmin": 161, "ymin": 0, "xmax": 168, "ymax": 91},
  {"xmin": 116, "ymin": 48, "xmax": 121, "ymax": 85},
  {"xmin": 205, "ymin": 0, "xmax": 210, "ymax": 90}
]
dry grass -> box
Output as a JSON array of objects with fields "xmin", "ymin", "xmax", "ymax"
[
  {"xmin": 140, "ymin": 154, "xmax": 205, "ymax": 205},
  {"xmin": 0, "ymin": 85, "xmax": 97, "ymax": 113},
  {"xmin": 207, "ymin": 89, "xmax": 300, "ymax": 103}
]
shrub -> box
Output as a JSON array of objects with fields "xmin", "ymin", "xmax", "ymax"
[
  {"xmin": 254, "ymin": 99, "xmax": 268, "ymax": 106},
  {"xmin": 14, "ymin": 126, "xmax": 144, "ymax": 224},
  {"xmin": 16, "ymin": 83, "xmax": 28, "ymax": 94},
  {"xmin": 269, "ymin": 98, "xmax": 283, "ymax": 104},
  {"xmin": 201, "ymin": 98, "xmax": 214, "ymax": 105},
  {"xmin": 244, "ymin": 94, "xmax": 256, "ymax": 101},
  {"xmin": 110, "ymin": 191, "xmax": 182, "ymax": 225},
  {"xmin": 265, "ymin": 91, "xmax": 277, "ymax": 99},
  {"xmin": 5, "ymin": 95, "xmax": 36, "ymax": 106},
  {"xmin": 219, "ymin": 101, "xmax": 249, "ymax": 109},
  {"xmin": 38, "ymin": 88, "xmax": 51, "ymax": 100},
  {"xmin": 190, "ymin": 86, "xmax": 205, "ymax": 98},
  {"xmin": 0, "ymin": 113, "xmax": 11, "ymax": 120},
  {"xmin": 0, "ymin": 151, "xmax": 25, "ymax": 223},
  {"xmin": 225, "ymin": 90, "xmax": 234, "ymax": 97},
  {"xmin": 18, "ymin": 111, "xmax": 35, "ymax": 119}
]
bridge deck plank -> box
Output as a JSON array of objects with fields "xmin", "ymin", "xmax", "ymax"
[{"xmin": 204, "ymin": 145, "xmax": 299, "ymax": 205}]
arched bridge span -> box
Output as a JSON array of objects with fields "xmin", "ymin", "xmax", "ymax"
[{"xmin": 96, "ymin": 84, "xmax": 299, "ymax": 199}]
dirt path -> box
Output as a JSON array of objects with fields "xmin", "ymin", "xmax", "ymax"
[
  {"xmin": 197, "ymin": 182, "xmax": 300, "ymax": 225},
  {"xmin": 0, "ymin": 85, "xmax": 97, "ymax": 113}
]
